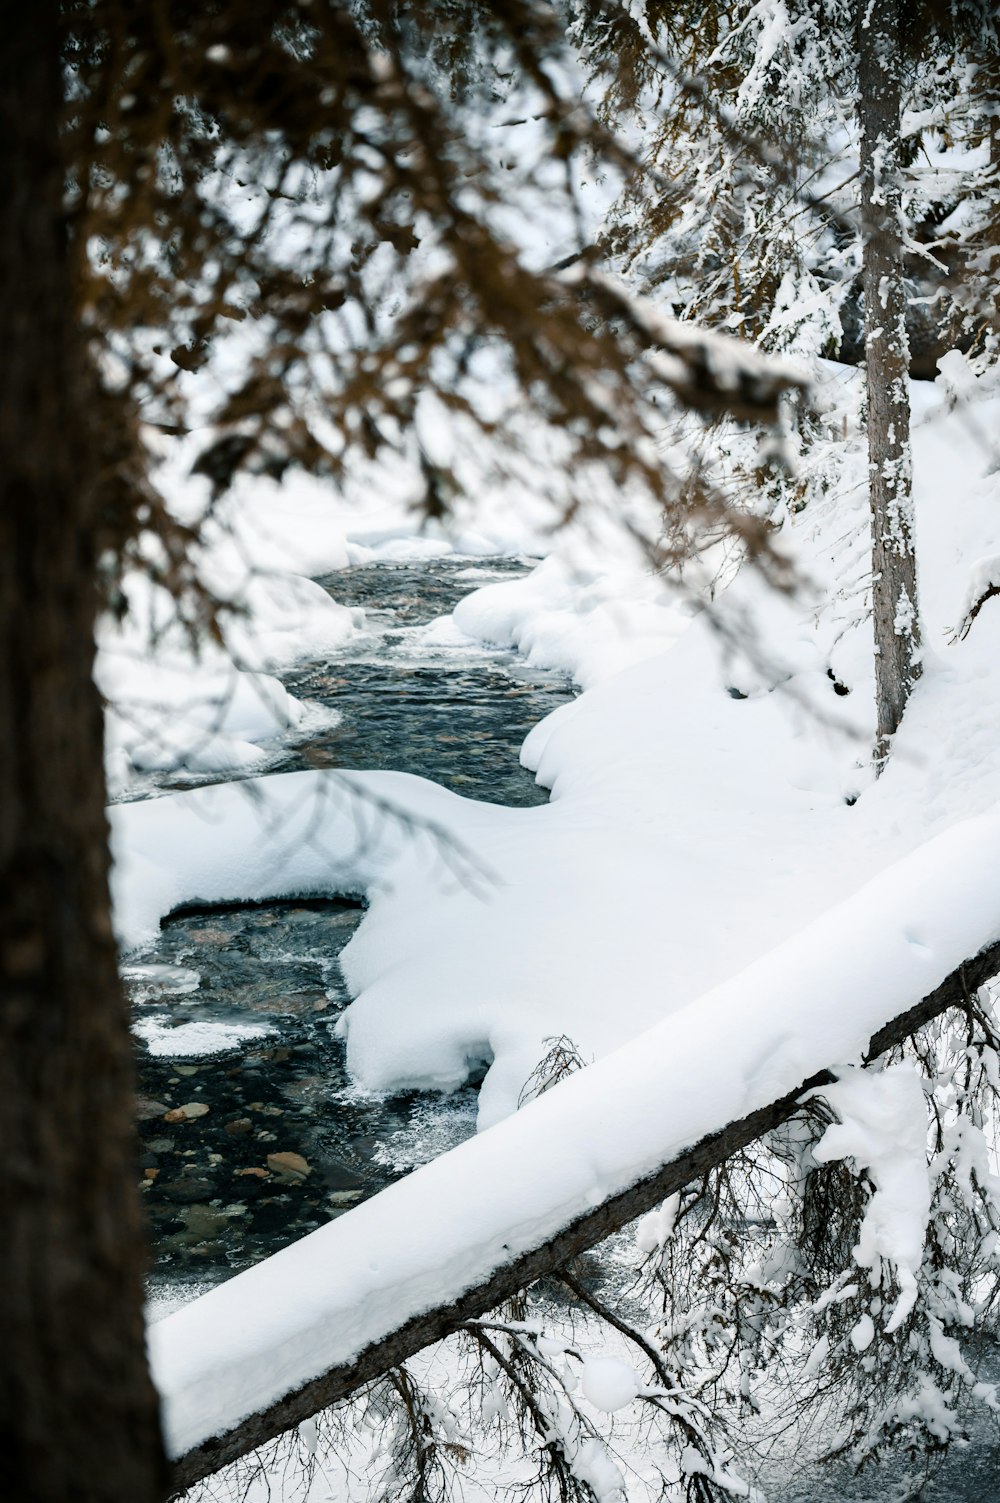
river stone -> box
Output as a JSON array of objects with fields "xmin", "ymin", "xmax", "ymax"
[
  {"xmin": 159, "ymin": 1178, "xmax": 215, "ymax": 1203},
  {"xmin": 282, "ymin": 1075, "xmax": 327, "ymax": 1103},
  {"xmin": 136, "ymin": 1097, "xmax": 169, "ymax": 1120},
  {"xmin": 320, "ymin": 1159, "xmax": 365, "ymax": 1192},
  {"xmin": 163, "ymin": 1101, "xmax": 210, "ymax": 1121},
  {"xmin": 181, "ymin": 1206, "xmax": 231, "ymax": 1239},
  {"xmin": 266, "ymin": 1151, "xmax": 311, "ymax": 1180}
]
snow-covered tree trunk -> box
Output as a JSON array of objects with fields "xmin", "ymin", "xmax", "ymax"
[
  {"xmin": 0, "ymin": 8, "xmax": 167, "ymax": 1499},
  {"xmin": 858, "ymin": 0, "xmax": 921, "ymax": 765}
]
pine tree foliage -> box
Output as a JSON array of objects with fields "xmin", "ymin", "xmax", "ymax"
[
  {"xmin": 61, "ymin": 0, "xmax": 811, "ymax": 640},
  {"xmin": 0, "ymin": 8, "xmax": 816, "ymax": 1499},
  {"xmin": 624, "ymin": 1004, "xmax": 1000, "ymax": 1493},
  {"xmin": 25, "ymin": 8, "xmax": 1000, "ymax": 1499},
  {"xmin": 581, "ymin": 0, "xmax": 1000, "ymax": 758},
  {"xmin": 587, "ymin": 0, "xmax": 999, "ymax": 368}
]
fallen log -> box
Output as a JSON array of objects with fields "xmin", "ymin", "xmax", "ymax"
[{"xmin": 170, "ymin": 941, "xmax": 1000, "ymax": 1493}]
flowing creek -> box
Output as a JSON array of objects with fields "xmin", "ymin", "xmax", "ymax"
[
  {"xmin": 125, "ymin": 557, "xmax": 574, "ymax": 1300},
  {"xmin": 125, "ymin": 560, "xmax": 1000, "ymax": 1501}
]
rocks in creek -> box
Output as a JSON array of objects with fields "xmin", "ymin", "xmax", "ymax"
[
  {"xmin": 129, "ymin": 558, "xmax": 575, "ymax": 1294},
  {"xmin": 266, "ymin": 1151, "xmax": 311, "ymax": 1181},
  {"xmin": 320, "ymin": 1158, "xmax": 365, "ymax": 1193},
  {"xmin": 244, "ymin": 1046, "xmax": 293, "ymax": 1066},
  {"xmin": 133, "ymin": 892, "xmax": 481, "ymax": 1287},
  {"xmin": 249, "ymin": 1198, "xmax": 307, "ymax": 1236},
  {"xmin": 157, "ymin": 1203, "xmax": 242, "ymax": 1255},
  {"xmin": 136, "ymin": 1097, "xmax": 170, "ymax": 1120},
  {"xmin": 163, "ymin": 1102, "xmax": 210, "ymax": 1122},
  {"xmin": 181, "ymin": 1205, "xmax": 234, "ymax": 1240},
  {"xmin": 159, "ymin": 1177, "xmax": 216, "ymax": 1204},
  {"xmin": 242, "ymin": 989, "xmax": 329, "ymax": 1017},
  {"xmin": 282, "ymin": 1075, "xmax": 329, "ymax": 1104}
]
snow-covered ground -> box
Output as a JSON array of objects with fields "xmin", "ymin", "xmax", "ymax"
[
  {"xmin": 109, "ymin": 355, "xmax": 1000, "ymax": 1483},
  {"xmin": 149, "ymin": 802, "xmax": 1000, "ymax": 1460},
  {"xmin": 118, "ymin": 358, "xmax": 1000, "ymax": 1124},
  {"xmin": 100, "ymin": 453, "xmax": 559, "ymax": 796}
]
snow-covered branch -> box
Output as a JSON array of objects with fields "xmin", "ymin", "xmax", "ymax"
[{"xmin": 159, "ymin": 805, "xmax": 1000, "ymax": 1491}]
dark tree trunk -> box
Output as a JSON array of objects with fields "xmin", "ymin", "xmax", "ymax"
[
  {"xmin": 857, "ymin": 0, "xmax": 921, "ymax": 766},
  {"xmin": 0, "ymin": 8, "xmax": 168, "ymax": 1500}
]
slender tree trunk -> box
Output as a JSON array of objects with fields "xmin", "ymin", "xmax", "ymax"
[
  {"xmin": 858, "ymin": 0, "xmax": 921, "ymax": 767},
  {"xmin": 0, "ymin": 8, "xmax": 168, "ymax": 1500}
]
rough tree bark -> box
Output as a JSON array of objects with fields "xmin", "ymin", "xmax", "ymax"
[
  {"xmin": 858, "ymin": 0, "xmax": 922, "ymax": 766},
  {"xmin": 0, "ymin": 8, "xmax": 168, "ymax": 1500},
  {"xmin": 170, "ymin": 941, "xmax": 1000, "ymax": 1493}
]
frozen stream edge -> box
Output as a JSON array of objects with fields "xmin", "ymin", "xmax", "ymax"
[{"xmin": 129, "ymin": 556, "xmax": 574, "ymax": 1299}]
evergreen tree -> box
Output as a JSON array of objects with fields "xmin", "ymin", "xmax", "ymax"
[
  {"xmin": 590, "ymin": 0, "xmax": 999, "ymax": 760},
  {"xmin": 2, "ymin": 4, "xmax": 806, "ymax": 1497}
]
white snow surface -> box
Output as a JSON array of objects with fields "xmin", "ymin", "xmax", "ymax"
[
  {"xmin": 100, "ymin": 444, "xmax": 556, "ymax": 795},
  {"xmin": 580, "ymin": 1356, "xmax": 643, "ymax": 1414},
  {"xmin": 451, "ymin": 542, "xmax": 691, "ymax": 688},
  {"xmin": 126, "ymin": 363, "xmax": 1000, "ymax": 1453},
  {"xmin": 99, "ymin": 542, "xmax": 355, "ymax": 794},
  {"xmin": 133, "ymin": 1017, "xmax": 277, "ymax": 1058},
  {"xmin": 119, "ymin": 371, "xmax": 1000, "ymax": 1128},
  {"xmin": 813, "ymin": 1064, "xmax": 932, "ymax": 1334},
  {"xmin": 150, "ymin": 808, "xmax": 1000, "ymax": 1456}
]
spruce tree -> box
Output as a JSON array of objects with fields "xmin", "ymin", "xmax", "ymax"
[
  {"xmin": 3, "ymin": 4, "xmax": 806, "ymax": 1496},
  {"xmin": 591, "ymin": 0, "xmax": 999, "ymax": 761}
]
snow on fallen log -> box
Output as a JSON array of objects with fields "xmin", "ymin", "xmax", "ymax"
[{"xmin": 154, "ymin": 807, "xmax": 1000, "ymax": 1488}]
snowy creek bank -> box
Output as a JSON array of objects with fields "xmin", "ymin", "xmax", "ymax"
[{"xmin": 125, "ymin": 557, "xmax": 574, "ymax": 1294}]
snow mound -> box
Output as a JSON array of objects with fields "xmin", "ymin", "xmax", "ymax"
[
  {"xmin": 150, "ymin": 806, "xmax": 1000, "ymax": 1457},
  {"xmin": 580, "ymin": 1356, "xmax": 642, "ymax": 1413},
  {"xmin": 115, "ymin": 376, "xmax": 1000, "ymax": 1128}
]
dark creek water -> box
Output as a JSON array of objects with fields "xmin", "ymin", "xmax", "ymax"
[
  {"xmin": 127, "ymin": 561, "xmax": 1000, "ymax": 1503},
  {"xmin": 126, "ymin": 557, "xmax": 573, "ymax": 1296}
]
